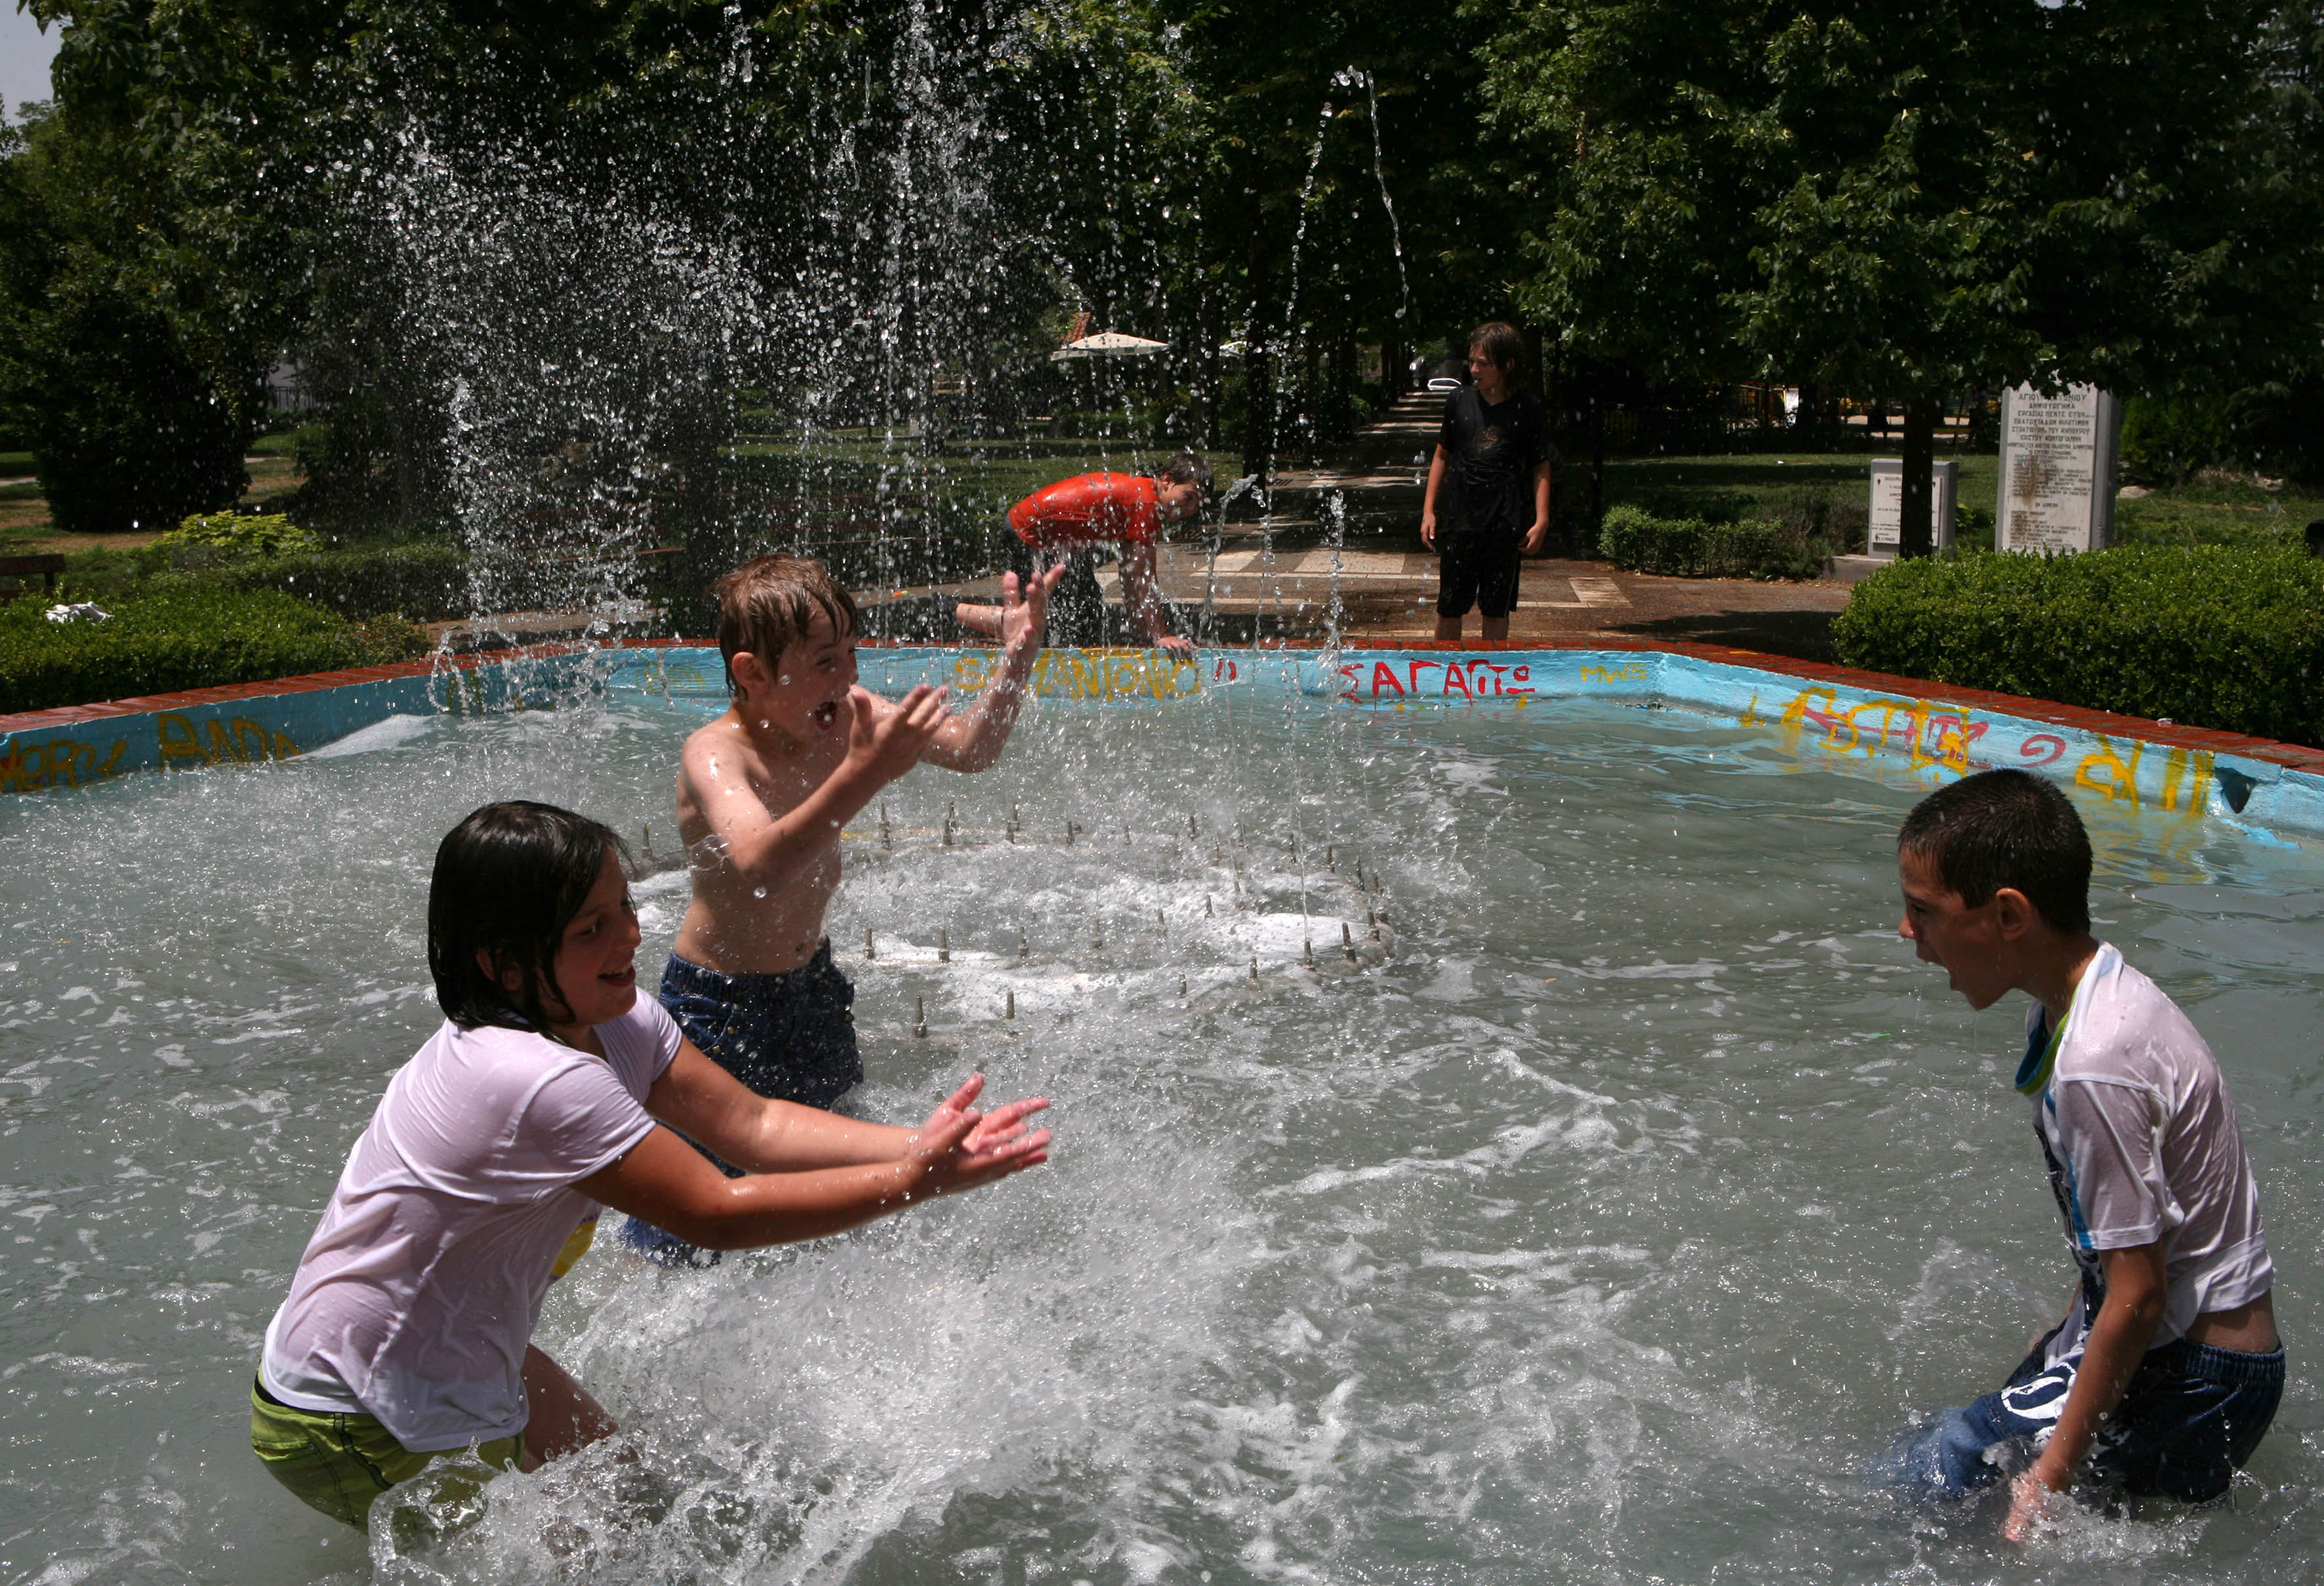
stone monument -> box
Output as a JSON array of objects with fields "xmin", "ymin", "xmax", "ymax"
[
  {"xmin": 1867, "ymin": 458, "xmax": 1957, "ymax": 558},
  {"xmin": 1997, "ymin": 384, "xmax": 2123, "ymax": 554}
]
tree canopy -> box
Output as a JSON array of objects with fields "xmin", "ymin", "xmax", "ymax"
[{"xmin": 4, "ymin": 0, "xmax": 2321, "ymax": 544}]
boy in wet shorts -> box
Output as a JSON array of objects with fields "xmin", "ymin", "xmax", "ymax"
[
  {"xmin": 621, "ymin": 553, "xmax": 1059, "ymax": 1266},
  {"xmin": 1886, "ymin": 769, "xmax": 2283, "ymax": 1537}
]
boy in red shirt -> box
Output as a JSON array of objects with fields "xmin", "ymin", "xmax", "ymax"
[{"xmin": 955, "ymin": 453, "xmax": 1210, "ymax": 658}]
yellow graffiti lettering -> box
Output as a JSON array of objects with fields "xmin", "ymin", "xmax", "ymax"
[
  {"xmin": 0, "ymin": 740, "xmax": 41, "ymax": 793},
  {"xmin": 1580, "ymin": 661, "xmax": 1650, "ymax": 684},
  {"xmin": 2074, "ymin": 737, "xmax": 2143, "ymax": 808},
  {"xmin": 2156, "ymin": 746, "xmax": 2212, "ymax": 815},
  {"xmin": 157, "ymin": 712, "xmax": 211, "ymax": 767}
]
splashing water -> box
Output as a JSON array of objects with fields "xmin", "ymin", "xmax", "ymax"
[{"xmin": 1, "ymin": 687, "xmax": 2317, "ymax": 1583}]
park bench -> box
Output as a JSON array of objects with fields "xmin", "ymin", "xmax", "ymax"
[{"xmin": 0, "ymin": 554, "xmax": 66, "ymax": 598}]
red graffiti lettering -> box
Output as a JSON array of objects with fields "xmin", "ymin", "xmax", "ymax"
[
  {"xmin": 1372, "ymin": 661, "xmax": 1406, "ymax": 697},
  {"xmin": 2020, "ymin": 735, "xmax": 2066, "ymax": 768},
  {"xmin": 1443, "ymin": 664, "xmax": 1473, "ymax": 700}
]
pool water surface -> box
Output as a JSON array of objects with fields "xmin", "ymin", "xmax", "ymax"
[{"xmin": 0, "ymin": 687, "xmax": 2316, "ymax": 1585}]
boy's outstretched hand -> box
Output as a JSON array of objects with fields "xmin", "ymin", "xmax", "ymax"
[
  {"xmin": 843, "ymin": 683, "xmax": 949, "ymax": 785},
  {"xmin": 998, "ymin": 565, "xmax": 1066, "ymax": 653},
  {"xmin": 901, "ymin": 1074, "xmax": 1051, "ymax": 1198}
]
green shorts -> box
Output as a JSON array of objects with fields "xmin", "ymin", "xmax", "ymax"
[{"xmin": 249, "ymin": 1379, "xmax": 523, "ymax": 1528}]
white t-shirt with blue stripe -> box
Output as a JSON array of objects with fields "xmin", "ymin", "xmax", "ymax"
[{"xmin": 2020, "ymin": 943, "xmax": 2273, "ymax": 1368}]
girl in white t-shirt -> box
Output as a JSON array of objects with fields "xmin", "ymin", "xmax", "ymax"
[{"xmin": 251, "ymin": 800, "xmax": 1050, "ymax": 1528}]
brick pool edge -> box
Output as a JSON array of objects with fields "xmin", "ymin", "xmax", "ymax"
[{"xmin": 4, "ymin": 638, "xmax": 2319, "ymax": 843}]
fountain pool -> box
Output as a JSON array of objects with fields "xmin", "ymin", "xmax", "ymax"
[{"xmin": 0, "ymin": 661, "xmax": 2317, "ymax": 1585}]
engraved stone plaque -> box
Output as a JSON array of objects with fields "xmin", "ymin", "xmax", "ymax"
[{"xmin": 1997, "ymin": 385, "xmax": 2122, "ymax": 554}]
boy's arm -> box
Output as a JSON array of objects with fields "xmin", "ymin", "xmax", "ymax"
[
  {"xmin": 2003, "ymin": 1240, "xmax": 2168, "ymax": 1540},
  {"xmin": 580, "ymin": 1074, "xmax": 1050, "ymax": 1251},
  {"xmin": 1118, "ymin": 543, "xmax": 1193, "ymax": 660},
  {"xmin": 688, "ymin": 687, "xmax": 950, "ymax": 887},
  {"xmin": 1524, "ymin": 458, "xmax": 1552, "ymax": 555},
  {"xmin": 922, "ymin": 565, "xmax": 1065, "ymax": 771},
  {"xmin": 1421, "ymin": 445, "xmax": 1448, "ymax": 547}
]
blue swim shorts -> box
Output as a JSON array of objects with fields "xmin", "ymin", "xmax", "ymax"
[
  {"xmin": 620, "ymin": 944, "xmax": 862, "ymax": 1268},
  {"xmin": 1884, "ymin": 1328, "xmax": 2284, "ymax": 1504}
]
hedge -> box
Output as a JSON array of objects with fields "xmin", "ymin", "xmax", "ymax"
[
  {"xmin": 1, "ymin": 588, "xmax": 431, "ymax": 715},
  {"xmin": 1830, "ymin": 546, "xmax": 2324, "ymax": 746},
  {"xmin": 208, "ymin": 542, "xmax": 476, "ymax": 622},
  {"xmin": 1599, "ymin": 504, "xmax": 1830, "ymax": 580}
]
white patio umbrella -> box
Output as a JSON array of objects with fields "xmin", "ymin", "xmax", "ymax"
[{"xmin": 1049, "ymin": 331, "xmax": 1170, "ymax": 363}]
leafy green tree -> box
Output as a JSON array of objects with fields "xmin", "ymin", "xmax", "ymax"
[
  {"xmin": 0, "ymin": 104, "xmax": 262, "ymax": 532},
  {"xmin": 1484, "ymin": 0, "xmax": 2324, "ymax": 553}
]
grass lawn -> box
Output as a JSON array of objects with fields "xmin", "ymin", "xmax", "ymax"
[{"xmin": 1596, "ymin": 449, "xmax": 2315, "ymax": 552}]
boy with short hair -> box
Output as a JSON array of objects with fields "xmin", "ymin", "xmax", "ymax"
[
  {"xmin": 954, "ymin": 451, "xmax": 1211, "ymax": 659},
  {"xmin": 1889, "ymin": 769, "xmax": 2283, "ymax": 1537},
  {"xmin": 1419, "ymin": 321, "xmax": 1555, "ymax": 642},
  {"xmin": 622, "ymin": 552, "xmax": 1061, "ymax": 1265}
]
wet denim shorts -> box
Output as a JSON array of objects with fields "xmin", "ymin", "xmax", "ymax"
[
  {"xmin": 1885, "ymin": 1328, "xmax": 2285, "ymax": 1504},
  {"xmin": 620, "ymin": 944, "xmax": 862, "ymax": 1267}
]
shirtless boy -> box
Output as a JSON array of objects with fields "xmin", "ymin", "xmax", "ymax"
[
  {"xmin": 1886, "ymin": 769, "xmax": 2283, "ymax": 1537},
  {"xmin": 622, "ymin": 552, "xmax": 1060, "ymax": 1265},
  {"xmin": 954, "ymin": 453, "xmax": 1210, "ymax": 659}
]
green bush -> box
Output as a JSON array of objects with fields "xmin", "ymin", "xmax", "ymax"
[
  {"xmin": 157, "ymin": 512, "xmax": 317, "ymax": 558},
  {"xmin": 2119, "ymin": 395, "xmax": 2237, "ymax": 487},
  {"xmin": 1599, "ymin": 503, "xmax": 1831, "ymax": 579},
  {"xmin": 207, "ymin": 542, "xmax": 474, "ymax": 622},
  {"xmin": 1831, "ymin": 546, "xmax": 2324, "ymax": 746},
  {"xmin": 0, "ymin": 587, "xmax": 431, "ymax": 714}
]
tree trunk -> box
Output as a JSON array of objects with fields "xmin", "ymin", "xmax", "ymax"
[{"xmin": 1900, "ymin": 394, "xmax": 1942, "ymax": 559}]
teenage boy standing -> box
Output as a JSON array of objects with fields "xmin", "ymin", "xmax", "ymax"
[{"xmin": 1419, "ymin": 322, "xmax": 1555, "ymax": 641}]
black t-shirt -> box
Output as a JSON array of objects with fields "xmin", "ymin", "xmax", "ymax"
[{"xmin": 1437, "ymin": 388, "xmax": 1556, "ymax": 538}]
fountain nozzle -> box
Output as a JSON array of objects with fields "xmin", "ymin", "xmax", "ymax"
[{"xmin": 913, "ymin": 996, "xmax": 927, "ymax": 1039}]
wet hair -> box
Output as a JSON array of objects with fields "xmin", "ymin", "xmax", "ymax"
[
  {"xmin": 428, "ymin": 801, "xmax": 630, "ymax": 1031},
  {"xmin": 713, "ymin": 554, "xmax": 859, "ymax": 697},
  {"xmin": 1898, "ymin": 769, "xmax": 2091, "ymax": 935},
  {"xmin": 1468, "ymin": 321, "xmax": 1527, "ymax": 386},
  {"xmin": 1156, "ymin": 452, "xmax": 1213, "ymax": 495}
]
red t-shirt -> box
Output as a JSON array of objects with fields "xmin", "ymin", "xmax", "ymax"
[{"xmin": 1007, "ymin": 473, "xmax": 1161, "ymax": 550}]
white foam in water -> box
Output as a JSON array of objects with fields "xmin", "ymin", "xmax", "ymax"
[
  {"xmin": 0, "ymin": 692, "xmax": 2317, "ymax": 1584},
  {"xmin": 306, "ymin": 714, "xmax": 443, "ymax": 760}
]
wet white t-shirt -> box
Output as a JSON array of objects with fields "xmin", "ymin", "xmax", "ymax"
[
  {"xmin": 2020, "ymin": 943, "xmax": 2273, "ymax": 1366},
  {"xmin": 260, "ymin": 1000, "xmax": 679, "ymax": 1450}
]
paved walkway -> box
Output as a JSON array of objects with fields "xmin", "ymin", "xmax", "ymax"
[{"xmin": 864, "ymin": 389, "xmax": 1858, "ymax": 662}]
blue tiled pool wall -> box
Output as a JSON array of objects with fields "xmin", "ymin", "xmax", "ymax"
[{"xmin": 5, "ymin": 645, "xmax": 2319, "ymax": 844}]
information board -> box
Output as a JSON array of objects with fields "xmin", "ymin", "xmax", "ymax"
[{"xmin": 1867, "ymin": 458, "xmax": 1957, "ymax": 558}]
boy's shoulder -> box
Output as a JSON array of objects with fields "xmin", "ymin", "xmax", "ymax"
[
  {"xmin": 679, "ymin": 710, "xmax": 750, "ymax": 768},
  {"xmin": 2054, "ymin": 943, "xmax": 2214, "ymax": 1093}
]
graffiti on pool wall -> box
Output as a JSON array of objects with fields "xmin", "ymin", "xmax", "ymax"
[
  {"xmin": 949, "ymin": 648, "xmax": 1203, "ymax": 703},
  {"xmin": 1336, "ymin": 657, "xmax": 1539, "ymax": 702},
  {"xmin": 158, "ymin": 712, "xmax": 302, "ymax": 770},
  {"xmin": 0, "ymin": 734, "xmax": 127, "ymax": 793},
  {"xmin": 1761, "ymin": 686, "xmax": 2212, "ymax": 814}
]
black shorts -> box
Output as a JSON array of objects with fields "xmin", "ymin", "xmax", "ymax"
[
  {"xmin": 1002, "ymin": 536, "xmax": 1110, "ymax": 648},
  {"xmin": 1437, "ymin": 534, "xmax": 1522, "ymax": 619}
]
